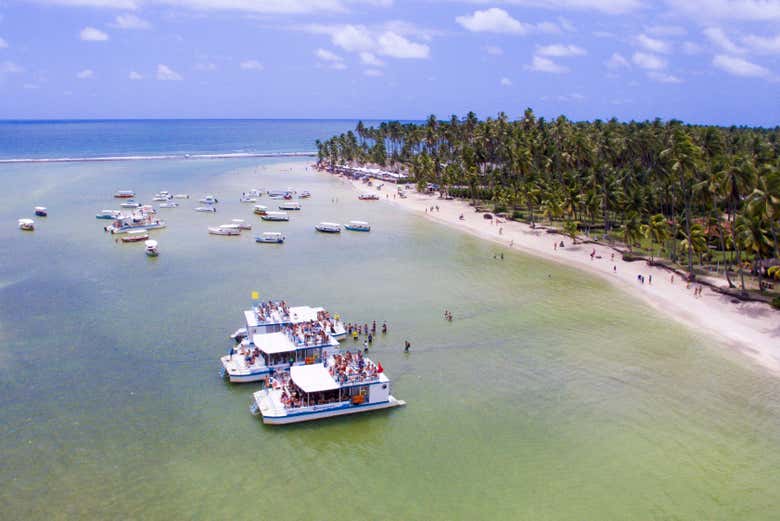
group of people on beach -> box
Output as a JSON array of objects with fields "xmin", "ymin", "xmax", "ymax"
[{"xmin": 443, "ymin": 309, "xmax": 454, "ymax": 322}]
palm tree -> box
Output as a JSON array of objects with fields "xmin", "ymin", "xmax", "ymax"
[
  {"xmin": 747, "ymin": 166, "xmax": 780, "ymax": 259},
  {"xmin": 563, "ymin": 219, "xmax": 579, "ymax": 244},
  {"xmin": 622, "ymin": 211, "xmax": 642, "ymax": 251},
  {"xmin": 640, "ymin": 213, "xmax": 669, "ymax": 261},
  {"xmin": 679, "ymin": 224, "xmax": 708, "ymax": 267}
]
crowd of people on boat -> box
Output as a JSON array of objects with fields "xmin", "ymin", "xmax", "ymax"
[
  {"xmin": 254, "ymin": 300, "xmax": 290, "ymax": 323},
  {"xmin": 327, "ymin": 351, "xmax": 381, "ymax": 386},
  {"xmin": 283, "ymin": 320, "xmax": 334, "ymax": 347}
]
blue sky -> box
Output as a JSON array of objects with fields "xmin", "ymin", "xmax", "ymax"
[{"xmin": 0, "ymin": 0, "xmax": 778, "ymax": 125}]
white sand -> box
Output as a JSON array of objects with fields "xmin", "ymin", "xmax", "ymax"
[{"xmin": 343, "ymin": 175, "xmax": 780, "ymax": 375}]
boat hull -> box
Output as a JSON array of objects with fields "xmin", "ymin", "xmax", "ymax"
[{"xmin": 344, "ymin": 226, "xmax": 370, "ymax": 232}]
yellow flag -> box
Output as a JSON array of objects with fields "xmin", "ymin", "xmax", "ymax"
[{"xmin": 251, "ymin": 291, "xmax": 259, "ymax": 300}]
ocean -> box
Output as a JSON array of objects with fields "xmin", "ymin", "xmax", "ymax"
[{"xmin": 1, "ymin": 120, "xmax": 779, "ymax": 520}]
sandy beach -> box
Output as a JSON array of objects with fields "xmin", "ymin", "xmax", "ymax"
[{"xmin": 339, "ymin": 173, "xmax": 780, "ymax": 375}]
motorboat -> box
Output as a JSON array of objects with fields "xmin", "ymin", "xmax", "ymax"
[
  {"xmin": 159, "ymin": 202, "xmax": 179, "ymax": 208},
  {"xmin": 231, "ymin": 219, "xmax": 252, "ymax": 230},
  {"xmin": 344, "ymin": 220, "xmax": 370, "ymax": 232},
  {"xmin": 153, "ymin": 195, "xmax": 171, "ymax": 202},
  {"xmin": 208, "ymin": 224, "xmax": 241, "ymax": 236},
  {"xmin": 255, "ymin": 232, "xmax": 285, "ymax": 244},
  {"xmin": 144, "ymin": 240, "xmax": 159, "ymax": 257},
  {"xmin": 267, "ymin": 190, "xmax": 289, "ymax": 199},
  {"xmin": 315, "ymin": 222, "xmax": 341, "ymax": 233},
  {"xmin": 240, "ymin": 196, "xmax": 257, "ymax": 203},
  {"xmin": 173, "ymin": 194, "xmax": 190, "ymax": 199},
  {"xmin": 251, "ymin": 352, "xmax": 405, "ymax": 424},
  {"xmin": 194, "ymin": 206, "xmax": 217, "ymax": 213},
  {"xmin": 34, "ymin": 206, "xmax": 48, "ymax": 217},
  {"xmin": 199, "ymin": 195, "xmax": 218, "ymax": 204},
  {"xmin": 18, "ymin": 218, "xmax": 34, "ymax": 231},
  {"xmin": 113, "ymin": 190, "xmax": 135, "ymax": 198},
  {"xmin": 253, "ymin": 205, "xmax": 268, "ymax": 216},
  {"xmin": 358, "ymin": 193, "xmax": 379, "ymax": 200},
  {"xmin": 106, "ymin": 214, "xmax": 166, "ymax": 234},
  {"xmin": 278, "ymin": 201, "xmax": 301, "ymax": 211},
  {"xmin": 120, "ymin": 229, "xmax": 149, "ymax": 242},
  {"xmin": 120, "ymin": 200, "xmax": 142, "ymax": 209},
  {"xmin": 261, "ymin": 212, "xmax": 289, "ymax": 222},
  {"xmin": 96, "ymin": 210, "xmax": 121, "ymax": 220}
]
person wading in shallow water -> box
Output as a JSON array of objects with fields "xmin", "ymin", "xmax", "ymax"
[{"xmin": 404, "ymin": 340, "xmax": 411, "ymax": 353}]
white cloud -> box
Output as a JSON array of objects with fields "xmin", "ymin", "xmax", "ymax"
[
  {"xmin": 632, "ymin": 52, "xmax": 666, "ymax": 70},
  {"xmin": 500, "ymin": 77, "xmax": 512, "ymax": 86},
  {"xmin": 605, "ymin": 52, "xmax": 630, "ymax": 69},
  {"xmin": 37, "ymin": 0, "xmax": 377, "ymax": 15},
  {"xmin": 157, "ymin": 64, "xmax": 182, "ymax": 80},
  {"xmin": 330, "ymin": 24, "xmax": 375, "ymax": 52},
  {"xmin": 377, "ymin": 31, "xmax": 429, "ymax": 58},
  {"xmin": 315, "ymin": 48, "xmax": 343, "ymax": 62},
  {"xmin": 359, "ymin": 51, "xmax": 384, "ymax": 66},
  {"xmin": 0, "ymin": 61, "xmax": 23, "ymax": 74},
  {"xmin": 647, "ymin": 71, "xmax": 682, "ymax": 83},
  {"xmin": 636, "ymin": 34, "xmax": 671, "ymax": 54},
  {"xmin": 0, "ymin": 37, "xmax": 7, "ymax": 49},
  {"xmin": 526, "ymin": 55, "xmax": 568, "ymax": 73},
  {"xmin": 364, "ymin": 68, "xmax": 383, "ymax": 76},
  {"xmin": 110, "ymin": 14, "xmax": 151, "ymax": 30},
  {"xmin": 482, "ymin": 0, "xmax": 640, "ymax": 15},
  {"xmin": 646, "ymin": 25, "xmax": 686, "ymax": 37},
  {"xmin": 704, "ymin": 27, "xmax": 745, "ymax": 53},
  {"xmin": 80, "ymin": 26, "xmax": 108, "ymax": 41},
  {"xmin": 484, "ymin": 45, "xmax": 504, "ymax": 55},
  {"xmin": 666, "ymin": 0, "xmax": 780, "ymax": 22},
  {"xmin": 536, "ymin": 43, "xmax": 586, "ymax": 57},
  {"xmin": 129, "ymin": 71, "xmax": 143, "ymax": 80},
  {"xmin": 743, "ymin": 33, "xmax": 780, "ymax": 54},
  {"xmin": 76, "ymin": 68, "xmax": 94, "ymax": 79},
  {"xmin": 713, "ymin": 54, "xmax": 771, "ymax": 77},
  {"xmin": 240, "ymin": 59, "xmax": 264, "ymax": 71},
  {"xmin": 456, "ymin": 8, "xmax": 529, "ymax": 34}
]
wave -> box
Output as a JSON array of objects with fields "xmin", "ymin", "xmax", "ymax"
[{"xmin": 0, "ymin": 151, "xmax": 317, "ymax": 164}]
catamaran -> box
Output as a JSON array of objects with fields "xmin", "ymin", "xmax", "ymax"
[
  {"xmin": 229, "ymin": 301, "xmax": 347, "ymax": 345},
  {"xmin": 250, "ymin": 351, "xmax": 405, "ymax": 424}
]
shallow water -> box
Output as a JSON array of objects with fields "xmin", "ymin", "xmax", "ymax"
[{"xmin": 1, "ymin": 158, "xmax": 779, "ymax": 520}]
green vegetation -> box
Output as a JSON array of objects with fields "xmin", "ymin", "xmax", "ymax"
[{"xmin": 317, "ymin": 110, "xmax": 780, "ymax": 296}]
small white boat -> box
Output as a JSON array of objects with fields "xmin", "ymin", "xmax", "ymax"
[
  {"xmin": 231, "ymin": 219, "xmax": 252, "ymax": 230},
  {"xmin": 249, "ymin": 188, "xmax": 264, "ymax": 197},
  {"xmin": 278, "ymin": 201, "xmax": 301, "ymax": 211},
  {"xmin": 120, "ymin": 200, "xmax": 142, "ymax": 209},
  {"xmin": 173, "ymin": 194, "xmax": 190, "ymax": 199},
  {"xmin": 315, "ymin": 222, "xmax": 341, "ymax": 233},
  {"xmin": 255, "ymin": 232, "xmax": 285, "ymax": 244},
  {"xmin": 120, "ymin": 229, "xmax": 149, "ymax": 243},
  {"xmin": 96, "ymin": 209, "xmax": 121, "ymax": 220},
  {"xmin": 199, "ymin": 195, "xmax": 218, "ymax": 204},
  {"xmin": 18, "ymin": 218, "xmax": 35, "ymax": 231},
  {"xmin": 359, "ymin": 193, "xmax": 379, "ymax": 200},
  {"xmin": 114, "ymin": 190, "xmax": 135, "ymax": 198},
  {"xmin": 344, "ymin": 220, "xmax": 370, "ymax": 232},
  {"xmin": 34, "ymin": 206, "xmax": 48, "ymax": 217},
  {"xmin": 261, "ymin": 211, "xmax": 289, "ymax": 222},
  {"xmin": 194, "ymin": 206, "xmax": 217, "ymax": 213},
  {"xmin": 152, "ymin": 195, "xmax": 169, "ymax": 202},
  {"xmin": 208, "ymin": 224, "xmax": 241, "ymax": 236},
  {"xmin": 240, "ymin": 196, "xmax": 258, "ymax": 203},
  {"xmin": 253, "ymin": 205, "xmax": 268, "ymax": 216},
  {"xmin": 144, "ymin": 239, "xmax": 159, "ymax": 257},
  {"xmin": 159, "ymin": 202, "xmax": 179, "ymax": 208},
  {"xmin": 298, "ymin": 191, "xmax": 311, "ymax": 199},
  {"xmin": 251, "ymin": 353, "xmax": 404, "ymax": 424}
]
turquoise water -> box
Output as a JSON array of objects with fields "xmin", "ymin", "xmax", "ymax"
[{"xmin": 1, "ymin": 157, "xmax": 779, "ymax": 520}]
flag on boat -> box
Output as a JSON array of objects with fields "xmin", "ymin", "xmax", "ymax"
[
  {"xmin": 377, "ymin": 361, "xmax": 384, "ymax": 373},
  {"xmin": 251, "ymin": 291, "xmax": 259, "ymax": 300}
]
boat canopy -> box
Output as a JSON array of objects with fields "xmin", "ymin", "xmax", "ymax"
[
  {"xmin": 254, "ymin": 332, "xmax": 296, "ymax": 354},
  {"xmin": 291, "ymin": 364, "xmax": 339, "ymax": 393},
  {"xmin": 18, "ymin": 218, "xmax": 34, "ymax": 225}
]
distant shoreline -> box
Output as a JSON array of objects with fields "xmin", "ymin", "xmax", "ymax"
[{"xmin": 0, "ymin": 151, "xmax": 317, "ymax": 164}]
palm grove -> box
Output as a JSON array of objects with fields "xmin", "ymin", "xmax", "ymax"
[{"xmin": 316, "ymin": 111, "xmax": 780, "ymax": 297}]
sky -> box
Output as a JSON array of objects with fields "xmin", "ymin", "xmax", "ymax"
[{"xmin": 0, "ymin": 0, "xmax": 778, "ymax": 125}]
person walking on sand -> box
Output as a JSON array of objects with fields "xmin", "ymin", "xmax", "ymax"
[
  {"xmin": 613, "ymin": 265, "xmax": 617, "ymax": 273},
  {"xmin": 554, "ymin": 242, "xmax": 558, "ymax": 251},
  {"xmin": 590, "ymin": 248, "xmax": 596, "ymax": 260},
  {"xmin": 649, "ymin": 274, "xmax": 652, "ymax": 285}
]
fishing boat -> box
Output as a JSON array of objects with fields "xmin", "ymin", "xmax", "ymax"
[
  {"xmin": 34, "ymin": 206, "xmax": 48, "ymax": 217},
  {"xmin": 278, "ymin": 201, "xmax": 301, "ymax": 211},
  {"xmin": 315, "ymin": 222, "xmax": 341, "ymax": 233},
  {"xmin": 96, "ymin": 210, "xmax": 121, "ymax": 220},
  {"xmin": 255, "ymin": 232, "xmax": 285, "ymax": 244},
  {"xmin": 231, "ymin": 219, "xmax": 252, "ymax": 230},
  {"xmin": 261, "ymin": 211, "xmax": 289, "ymax": 222},
  {"xmin": 18, "ymin": 218, "xmax": 34, "ymax": 231},
  {"xmin": 208, "ymin": 224, "xmax": 241, "ymax": 236},
  {"xmin": 253, "ymin": 205, "xmax": 268, "ymax": 216},
  {"xmin": 240, "ymin": 196, "xmax": 257, "ymax": 203},
  {"xmin": 344, "ymin": 220, "xmax": 370, "ymax": 232},
  {"xmin": 159, "ymin": 202, "xmax": 179, "ymax": 208},
  {"xmin": 199, "ymin": 195, "xmax": 218, "ymax": 204},
  {"xmin": 358, "ymin": 193, "xmax": 379, "ymax": 200},
  {"xmin": 251, "ymin": 352, "xmax": 405, "ymax": 424},
  {"xmin": 120, "ymin": 200, "xmax": 142, "ymax": 209},
  {"xmin": 173, "ymin": 194, "xmax": 190, "ymax": 199},
  {"xmin": 194, "ymin": 206, "xmax": 217, "ymax": 213},
  {"xmin": 113, "ymin": 190, "xmax": 135, "ymax": 198},
  {"xmin": 120, "ymin": 229, "xmax": 149, "ymax": 242},
  {"xmin": 298, "ymin": 191, "xmax": 311, "ymax": 199},
  {"xmin": 144, "ymin": 240, "xmax": 159, "ymax": 256}
]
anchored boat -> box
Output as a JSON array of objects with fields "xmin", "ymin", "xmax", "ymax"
[
  {"xmin": 18, "ymin": 218, "xmax": 35, "ymax": 231},
  {"xmin": 344, "ymin": 220, "xmax": 370, "ymax": 232},
  {"xmin": 34, "ymin": 206, "xmax": 48, "ymax": 217},
  {"xmin": 96, "ymin": 210, "xmax": 121, "ymax": 220},
  {"xmin": 315, "ymin": 222, "xmax": 341, "ymax": 233},
  {"xmin": 231, "ymin": 219, "xmax": 252, "ymax": 230},
  {"xmin": 121, "ymin": 229, "xmax": 149, "ymax": 242},
  {"xmin": 144, "ymin": 239, "xmax": 159, "ymax": 256},
  {"xmin": 261, "ymin": 211, "xmax": 289, "ymax": 222},
  {"xmin": 113, "ymin": 190, "xmax": 135, "ymax": 198},
  {"xmin": 208, "ymin": 224, "xmax": 241, "ymax": 236},
  {"xmin": 256, "ymin": 232, "xmax": 285, "ymax": 244},
  {"xmin": 253, "ymin": 205, "xmax": 269, "ymax": 216},
  {"xmin": 278, "ymin": 201, "xmax": 301, "ymax": 211}
]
